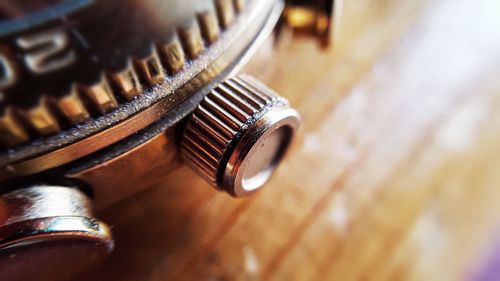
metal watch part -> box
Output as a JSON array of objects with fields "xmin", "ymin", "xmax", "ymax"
[
  {"xmin": 282, "ymin": 0, "xmax": 342, "ymax": 47},
  {"xmin": 0, "ymin": 0, "xmax": 244, "ymax": 149},
  {"xmin": 0, "ymin": 185, "xmax": 113, "ymax": 281},
  {"xmin": 0, "ymin": 0, "xmax": 283, "ymax": 180},
  {"xmin": 181, "ymin": 74, "xmax": 300, "ymax": 196}
]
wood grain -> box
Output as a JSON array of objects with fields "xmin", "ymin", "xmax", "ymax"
[{"xmin": 74, "ymin": 0, "xmax": 500, "ymax": 280}]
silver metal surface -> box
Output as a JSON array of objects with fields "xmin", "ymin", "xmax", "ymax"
[
  {"xmin": 1, "ymin": 185, "xmax": 92, "ymax": 225},
  {"xmin": 227, "ymin": 105, "xmax": 299, "ymax": 196},
  {"xmin": 241, "ymin": 125, "xmax": 289, "ymax": 191},
  {"xmin": 0, "ymin": 185, "xmax": 113, "ymax": 281},
  {"xmin": 181, "ymin": 74, "xmax": 300, "ymax": 196}
]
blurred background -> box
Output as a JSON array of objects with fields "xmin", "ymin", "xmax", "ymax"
[{"xmin": 75, "ymin": 0, "xmax": 500, "ymax": 280}]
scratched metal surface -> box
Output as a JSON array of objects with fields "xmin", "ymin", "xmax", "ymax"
[{"xmin": 74, "ymin": 0, "xmax": 500, "ymax": 280}]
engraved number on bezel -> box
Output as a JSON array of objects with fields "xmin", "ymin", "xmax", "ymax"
[{"xmin": 0, "ymin": 27, "xmax": 76, "ymax": 90}]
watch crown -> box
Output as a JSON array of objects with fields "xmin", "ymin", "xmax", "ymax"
[{"xmin": 181, "ymin": 74, "xmax": 300, "ymax": 196}]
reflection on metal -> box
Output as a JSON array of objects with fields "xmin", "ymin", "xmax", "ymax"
[
  {"xmin": 20, "ymin": 96, "xmax": 61, "ymax": 136},
  {"xmin": 69, "ymin": 129, "xmax": 177, "ymax": 208},
  {"xmin": 283, "ymin": 0, "xmax": 340, "ymax": 47},
  {"xmin": 0, "ymin": 185, "xmax": 113, "ymax": 280},
  {"xmin": 181, "ymin": 75, "xmax": 300, "ymax": 196},
  {"xmin": 57, "ymin": 86, "xmax": 90, "ymax": 125},
  {"xmin": 80, "ymin": 73, "xmax": 117, "ymax": 114}
]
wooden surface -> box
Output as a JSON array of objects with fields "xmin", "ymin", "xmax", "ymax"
[{"xmin": 75, "ymin": 0, "xmax": 500, "ymax": 280}]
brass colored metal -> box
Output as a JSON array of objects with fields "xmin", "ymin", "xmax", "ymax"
[
  {"xmin": 0, "ymin": 101, "xmax": 171, "ymax": 180},
  {"xmin": 198, "ymin": 10, "xmax": 221, "ymax": 44},
  {"xmin": 0, "ymin": 108, "xmax": 29, "ymax": 147},
  {"xmin": 80, "ymin": 74, "xmax": 118, "ymax": 114},
  {"xmin": 216, "ymin": 0, "xmax": 236, "ymax": 29},
  {"xmin": 21, "ymin": 97, "xmax": 60, "ymax": 136},
  {"xmin": 234, "ymin": 0, "xmax": 247, "ymax": 12},
  {"xmin": 134, "ymin": 48, "xmax": 165, "ymax": 86},
  {"xmin": 179, "ymin": 22, "xmax": 205, "ymax": 59},
  {"xmin": 69, "ymin": 129, "xmax": 178, "ymax": 208},
  {"xmin": 57, "ymin": 86, "xmax": 90, "ymax": 125},
  {"xmin": 283, "ymin": 0, "xmax": 339, "ymax": 47},
  {"xmin": 108, "ymin": 60, "xmax": 143, "ymax": 101},
  {"xmin": 181, "ymin": 75, "xmax": 300, "ymax": 196},
  {"xmin": 284, "ymin": 7, "xmax": 319, "ymax": 30},
  {"xmin": 158, "ymin": 38, "xmax": 186, "ymax": 75}
]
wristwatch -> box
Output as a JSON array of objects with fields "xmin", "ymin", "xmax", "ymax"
[{"xmin": 0, "ymin": 0, "xmax": 336, "ymax": 279}]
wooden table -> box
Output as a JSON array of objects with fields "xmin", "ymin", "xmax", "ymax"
[{"xmin": 75, "ymin": 0, "xmax": 500, "ymax": 280}]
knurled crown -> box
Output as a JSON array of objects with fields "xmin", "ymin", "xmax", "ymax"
[{"xmin": 181, "ymin": 74, "xmax": 299, "ymax": 196}]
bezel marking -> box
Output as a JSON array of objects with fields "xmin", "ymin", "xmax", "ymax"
[
  {"xmin": 215, "ymin": 0, "xmax": 236, "ymax": 29},
  {"xmin": 197, "ymin": 10, "xmax": 221, "ymax": 44},
  {"xmin": 0, "ymin": 0, "xmax": 284, "ymax": 179},
  {"xmin": 178, "ymin": 22, "xmax": 205, "ymax": 60},
  {"xmin": 21, "ymin": 97, "xmax": 61, "ymax": 136},
  {"xmin": 158, "ymin": 37, "xmax": 186, "ymax": 75},
  {"xmin": 80, "ymin": 74, "xmax": 117, "ymax": 114},
  {"xmin": 108, "ymin": 60, "xmax": 143, "ymax": 101},
  {"xmin": 0, "ymin": 0, "xmax": 246, "ymax": 149},
  {"xmin": 233, "ymin": 0, "xmax": 247, "ymax": 12},
  {"xmin": 134, "ymin": 46, "xmax": 165, "ymax": 86},
  {"xmin": 0, "ymin": 108, "xmax": 29, "ymax": 147},
  {"xmin": 57, "ymin": 86, "xmax": 90, "ymax": 125}
]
